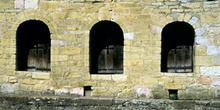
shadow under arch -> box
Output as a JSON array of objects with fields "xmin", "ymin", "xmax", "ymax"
[
  {"xmin": 16, "ymin": 20, "xmax": 51, "ymax": 71},
  {"xmin": 161, "ymin": 21, "xmax": 195, "ymax": 72},
  {"xmin": 89, "ymin": 20, "xmax": 124, "ymax": 74}
]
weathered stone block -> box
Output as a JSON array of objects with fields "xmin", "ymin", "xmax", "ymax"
[
  {"xmin": 91, "ymin": 75, "xmax": 111, "ymax": 80},
  {"xmin": 201, "ymin": 13, "xmax": 218, "ymax": 23},
  {"xmin": 188, "ymin": 16, "xmax": 198, "ymax": 25},
  {"xmin": 63, "ymin": 72, "xmax": 82, "ymax": 79},
  {"xmin": 184, "ymin": 14, "xmax": 192, "ymax": 22},
  {"xmin": 212, "ymin": 77, "xmax": 220, "ymax": 86},
  {"xmin": 174, "ymin": 100, "xmax": 195, "ymax": 109},
  {"xmin": 200, "ymin": 66, "xmax": 220, "ymax": 76},
  {"xmin": 60, "ymin": 1, "xmax": 69, "ymax": 8},
  {"xmin": 118, "ymin": 88, "xmax": 136, "ymax": 98},
  {"xmin": 195, "ymin": 45, "xmax": 207, "ymax": 56},
  {"xmin": 195, "ymin": 56, "xmax": 212, "ymax": 66},
  {"xmin": 198, "ymin": 91, "xmax": 214, "ymax": 100},
  {"xmin": 174, "ymin": 77, "xmax": 194, "ymax": 85},
  {"xmin": 14, "ymin": 0, "xmax": 24, "ymax": 9},
  {"xmin": 124, "ymin": 33, "xmax": 134, "ymax": 40},
  {"xmin": 211, "ymin": 101, "xmax": 220, "ymax": 108},
  {"xmin": 51, "ymin": 55, "xmax": 69, "ymax": 61},
  {"xmin": 33, "ymin": 84, "xmax": 49, "ymax": 91},
  {"xmin": 163, "ymin": 83, "xmax": 181, "ymax": 90},
  {"xmin": 117, "ymin": 3, "xmax": 137, "ymax": 7},
  {"xmin": 124, "ymin": 60, "xmax": 144, "ymax": 66},
  {"xmin": 181, "ymin": 2, "xmax": 201, "ymax": 8},
  {"xmin": 196, "ymin": 76, "xmax": 211, "ymax": 85},
  {"xmin": 60, "ymin": 47, "xmax": 81, "ymax": 55},
  {"xmin": 158, "ymin": 77, "xmax": 173, "ymax": 84},
  {"xmin": 25, "ymin": 0, "xmax": 38, "ymax": 9},
  {"xmin": 207, "ymin": 46, "xmax": 220, "ymax": 55},
  {"xmin": 112, "ymin": 75, "xmax": 127, "ymax": 82},
  {"xmin": 0, "ymin": 0, "xmax": 13, "ymax": 9},
  {"xmin": 0, "ymin": 76, "xmax": 8, "ymax": 83},
  {"xmin": 203, "ymin": 1, "xmax": 219, "ymax": 8},
  {"xmin": 141, "ymin": 77, "xmax": 158, "ymax": 84},
  {"xmin": 69, "ymin": 87, "xmax": 84, "ymax": 96},
  {"xmin": 8, "ymin": 76, "xmax": 17, "ymax": 83},
  {"xmin": 152, "ymin": 89, "xmax": 168, "ymax": 99},
  {"xmin": 195, "ymin": 37, "xmax": 214, "ymax": 46},
  {"xmin": 32, "ymin": 72, "xmax": 50, "ymax": 80},
  {"xmin": 136, "ymin": 87, "xmax": 151, "ymax": 98},
  {"xmin": 18, "ymin": 79, "xmax": 38, "ymax": 85}
]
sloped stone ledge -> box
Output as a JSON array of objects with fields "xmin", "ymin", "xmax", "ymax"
[{"xmin": 0, "ymin": 95, "xmax": 220, "ymax": 110}]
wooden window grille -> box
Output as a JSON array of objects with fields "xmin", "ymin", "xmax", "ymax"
[
  {"xmin": 98, "ymin": 45, "xmax": 123, "ymax": 73},
  {"xmin": 27, "ymin": 44, "xmax": 50, "ymax": 72},
  {"xmin": 167, "ymin": 45, "xmax": 193, "ymax": 73}
]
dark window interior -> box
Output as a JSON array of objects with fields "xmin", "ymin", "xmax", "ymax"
[
  {"xmin": 161, "ymin": 21, "xmax": 195, "ymax": 73},
  {"xmin": 16, "ymin": 20, "xmax": 51, "ymax": 72},
  {"xmin": 90, "ymin": 20, "xmax": 124, "ymax": 74},
  {"xmin": 169, "ymin": 90, "xmax": 178, "ymax": 100}
]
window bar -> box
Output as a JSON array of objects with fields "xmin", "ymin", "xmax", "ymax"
[
  {"xmin": 183, "ymin": 46, "xmax": 186, "ymax": 72},
  {"xmin": 191, "ymin": 46, "xmax": 193, "ymax": 72},
  {"xmin": 46, "ymin": 44, "xmax": 49, "ymax": 72},
  {"xmin": 174, "ymin": 48, "xmax": 177, "ymax": 73}
]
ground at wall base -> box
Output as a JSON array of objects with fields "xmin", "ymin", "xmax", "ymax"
[{"xmin": 0, "ymin": 95, "xmax": 220, "ymax": 110}]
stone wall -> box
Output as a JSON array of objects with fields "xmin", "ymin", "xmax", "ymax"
[{"xmin": 0, "ymin": 0, "xmax": 219, "ymax": 100}]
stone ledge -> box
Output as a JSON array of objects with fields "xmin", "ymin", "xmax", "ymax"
[{"xmin": 0, "ymin": 95, "xmax": 220, "ymax": 110}]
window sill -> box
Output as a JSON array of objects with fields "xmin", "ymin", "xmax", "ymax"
[
  {"xmin": 161, "ymin": 72, "xmax": 193, "ymax": 77},
  {"xmin": 16, "ymin": 71, "xmax": 51, "ymax": 80}
]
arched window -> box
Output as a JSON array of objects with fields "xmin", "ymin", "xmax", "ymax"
[
  {"xmin": 161, "ymin": 21, "xmax": 195, "ymax": 73},
  {"xmin": 90, "ymin": 21, "xmax": 124, "ymax": 74},
  {"xmin": 16, "ymin": 20, "xmax": 51, "ymax": 72}
]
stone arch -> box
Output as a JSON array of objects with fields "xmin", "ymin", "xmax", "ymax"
[
  {"xmin": 10, "ymin": 10, "xmax": 57, "ymax": 40},
  {"xmin": 86, "ymin": 12, "xmax": 130, "ymax": 34},
  {"xmin": 89, "ymin": 20, "xmax": 124, "ymax": 74}
]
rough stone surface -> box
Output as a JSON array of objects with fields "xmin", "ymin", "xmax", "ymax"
[
  {"xmin": 0, "ymin": 0, "xmax": 220, "ymax": 102},
  {"xmin": 14, "ymin": 0, "xmax": 24, "ymax": 9},
  {"xmin": 25, "ymin": 0, "xmax": 38, "ymax": 9},
  {"xmin": 0, "ymin": 95, "xmax": 220, "ymax": 110},
  {"xmin": 32, "ymin": 72, "xmax": 50, "ymax": 80},
  {"xmin": 200, "ymin": 66, "xmax": 220, "ymax": 76}
]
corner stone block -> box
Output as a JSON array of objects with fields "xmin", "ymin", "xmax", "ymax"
[
  {"xmin": 163, "ymin": 83, "xmax": 181, "ymax": 90},
  {"xmin": 32, "ymin": 72, "xmax": 50, "ymax": 80},
  {"xmin": 14, "ymin": 0, "xmax": 24, "ymax": 9},
  {"xmin": 212, "ymin": 77, "xmax": 220, "ymax": 86},
  {"xmin": 136, "ymin": 87, "xmax": 151, "ymax": 98},
  {"xmin": 200, "ymin": 66, "xmax": 220, "ymax": 76},
  {"xmin": 70, "ymin": 87, "xmax": 84, "ymax": 96},
  {"xmin": 25, "ymin": 0, "xmax": 38, "ymax": 9},
  {"xmin": 207, "ymin": 46, "xmax": 220, "ymax": 55}
]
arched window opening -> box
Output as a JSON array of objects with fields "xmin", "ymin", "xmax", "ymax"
[
  {"xmin": 16, "ymin": 20, "xmax": 51, "ymax": 72},
  {"xmin": 90, "ymin": 21, "xmax": 124, "ymax": 74},
  {"xmin": 161, "ymin": 21, "xmax": 195, "ymax": 73}
]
